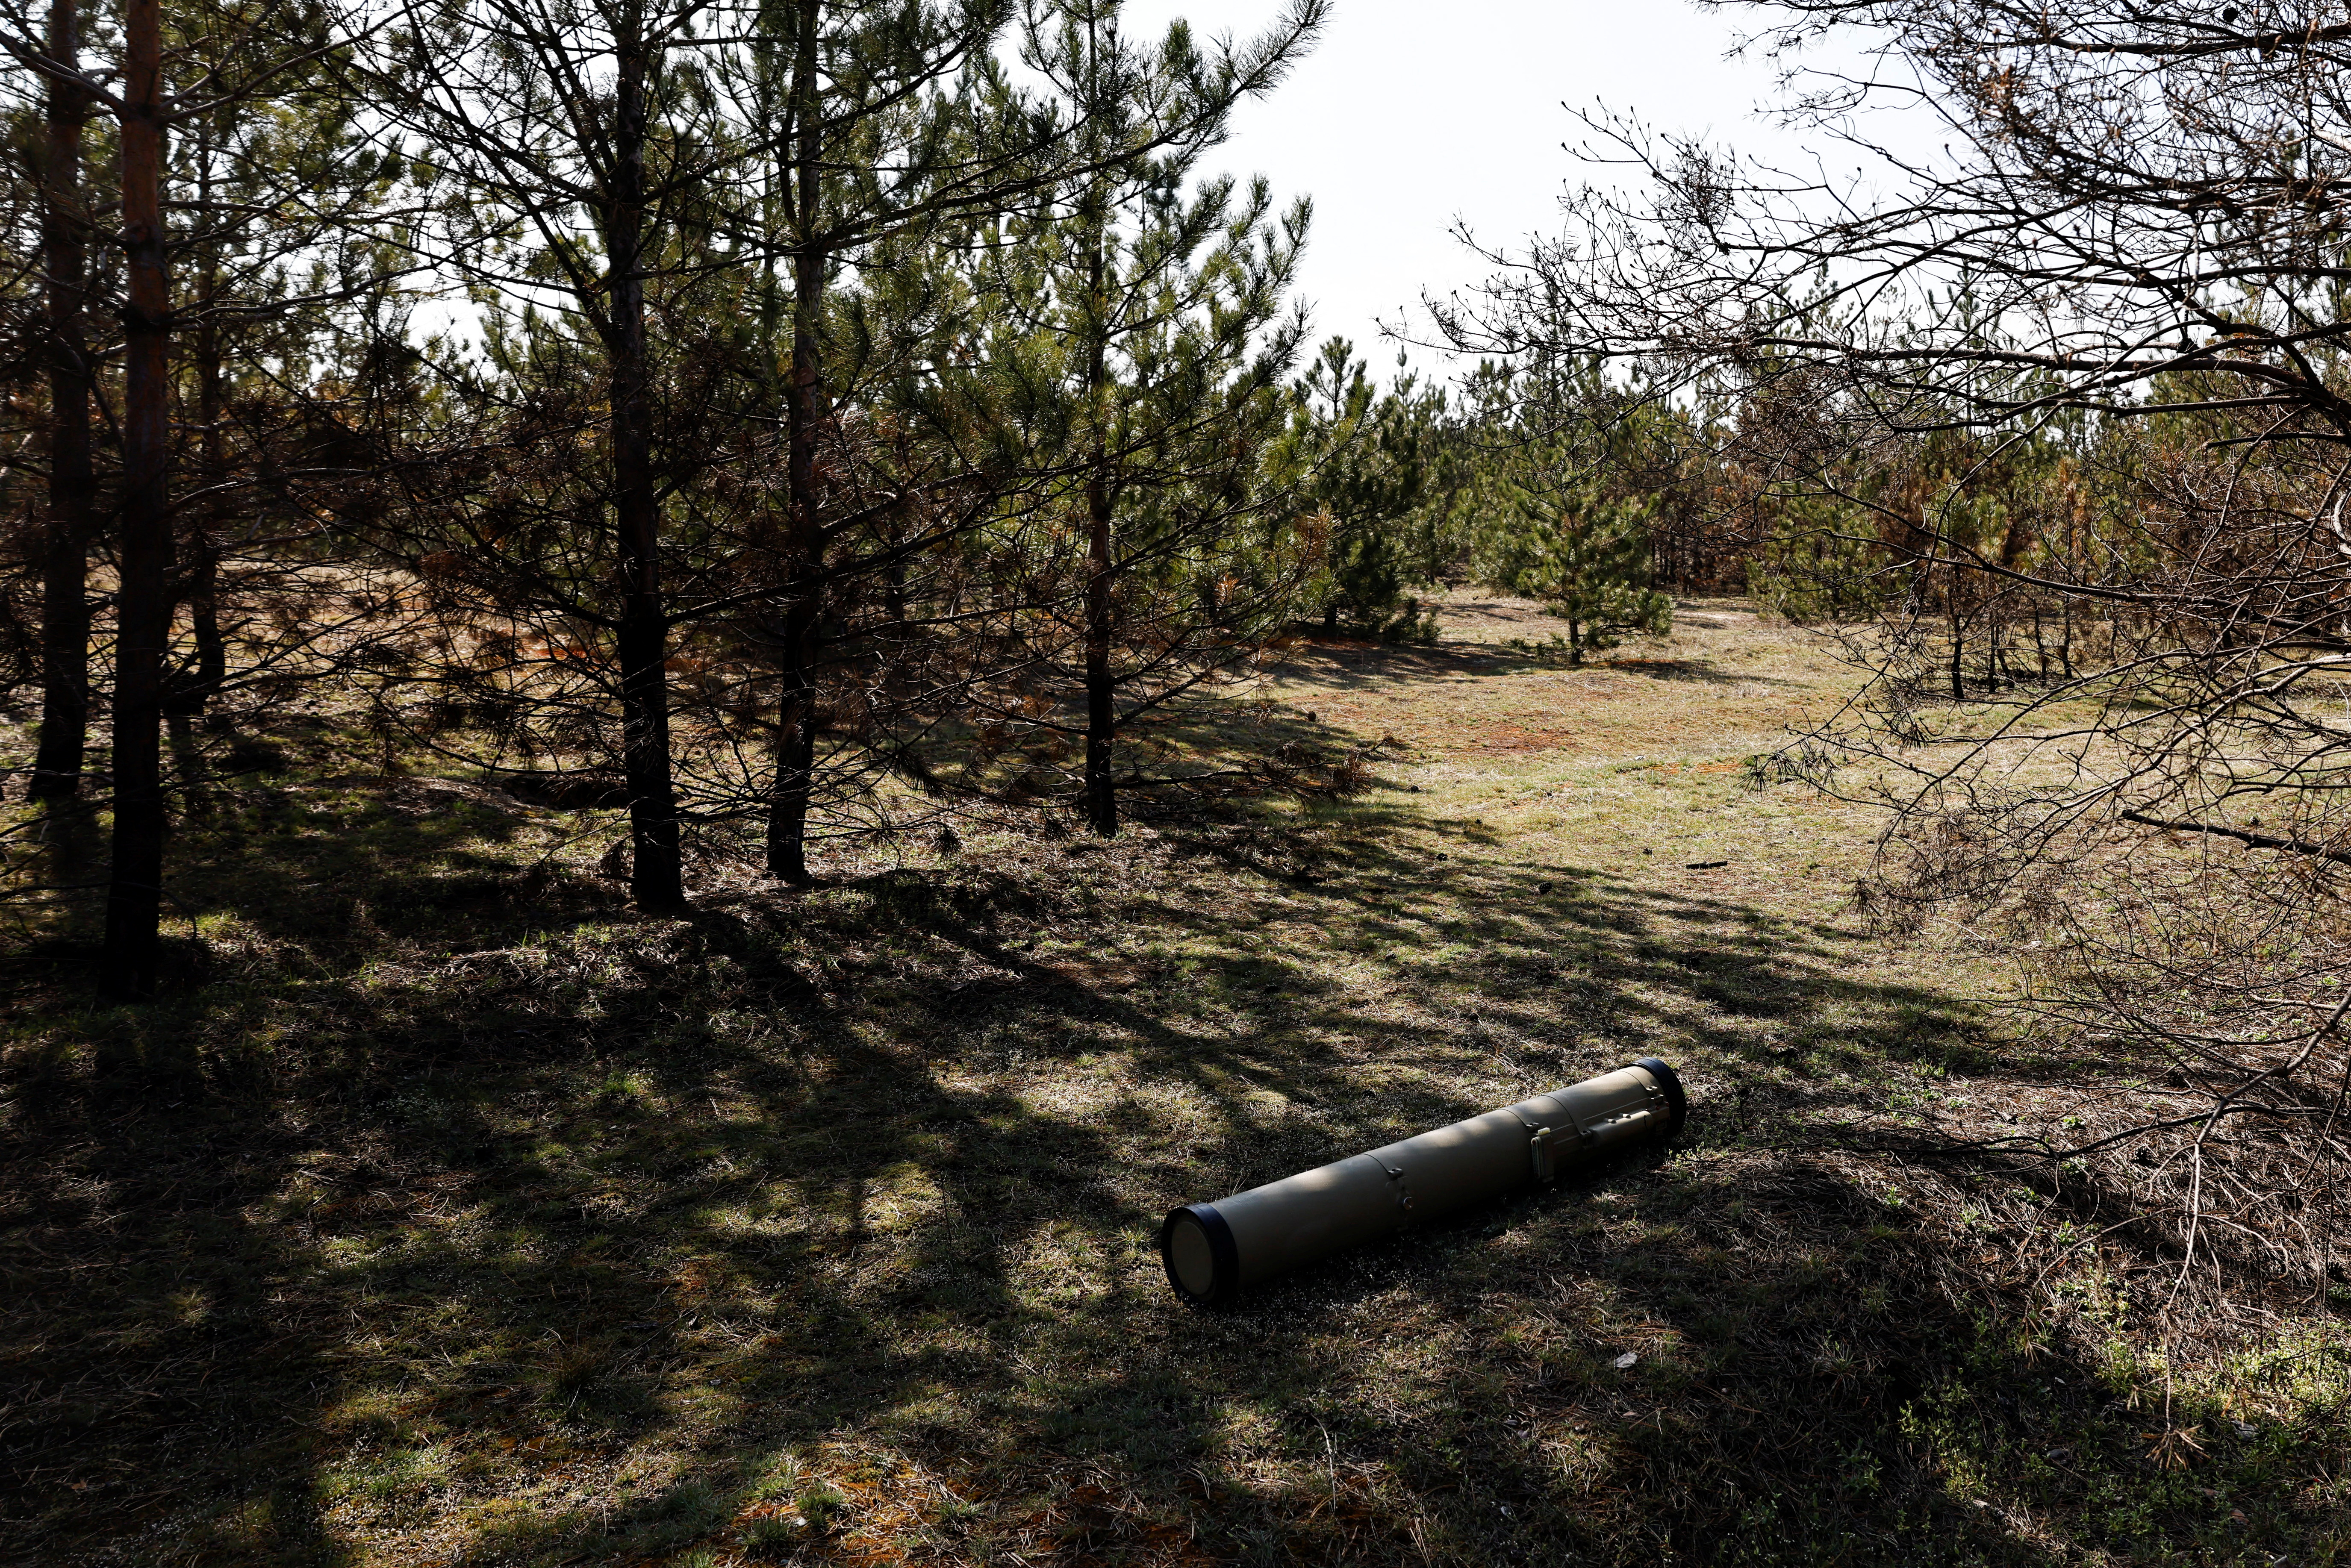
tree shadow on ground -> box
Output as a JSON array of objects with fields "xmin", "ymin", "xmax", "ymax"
[
  {"xmin": 1262, "ymin": 635, "xmax": 1808, "ymax": 696},
  {"xmin": 0, "ymin": 788, "xmax": 2341, "ymax": 1566}
]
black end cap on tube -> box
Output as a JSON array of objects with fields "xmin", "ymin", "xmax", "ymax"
[
  {"xmin": 1159, "ymin": 1203, "xmax": 1240, "ymax": 1305},
  {"xmin": 1635, "ymin": 1056, "xmax": 1689, "ymax": 1142}
]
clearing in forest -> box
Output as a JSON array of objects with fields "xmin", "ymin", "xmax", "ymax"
[{"xmin": 2, "ymin": 595, "xmax": 2345, "ymax": 1565}]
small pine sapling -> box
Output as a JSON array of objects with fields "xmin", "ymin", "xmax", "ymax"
[{"xmin": 1494, "ymin": 480, "xmax": 1671, "ymax": 662}]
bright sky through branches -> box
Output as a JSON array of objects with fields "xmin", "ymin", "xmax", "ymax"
[{"xmin": 1121, "ymin": 0, "xmax": 1802, "ymax": 377}]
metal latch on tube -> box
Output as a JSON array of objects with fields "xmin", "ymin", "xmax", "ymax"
[
  {"xmin": 1527, "ymin": 1122, "xmax": 1591, "ymax": 1180},
  {"xmin": 1529, "ymin": 1126, "xmax": 1556, "ymax": 1181},
  {"xmin": 1522, "ymin": 1103, "xmax": 1596, "ymax": 1182}
]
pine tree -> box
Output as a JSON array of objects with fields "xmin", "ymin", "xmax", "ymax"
[
  {"xmin": 363, "ymin": 0, "xmax": 770, "ymax": 912},
  {"xmin": 98, "ymin": 0, "xmax": 418, "ymax": 993},
  {"xmin": 1490, "ymin": 478, "xmax": 1670, "ymax": 663},
  {"xmin": 741, "ymin": 0, "xmax": 1323, "ymax": 873},
  {"xmin": 972, "ymin": 0, "xmax": 1312, "ymax": 835},
  {"xmin": 1276, "ymin": 337, "xmax": 1456, "ymax": 640}
]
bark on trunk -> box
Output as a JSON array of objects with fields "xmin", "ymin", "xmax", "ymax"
[
  {"xmin": 166, "ymin": 257, "xmax": 226, "ymax": 726},
  {"xmin": 766, "ymin": 238, "xmax": 825, "ymax": 883},
  {"xmin": 101, "ymin": 0, "xmax": 173, "ymax": 999},
  {"xmin": 30, "ymin": 0, "xmax": 94, "ymax": 802},
  {"xmin": 1080, "ymin": 171, "xmax": 1117, "ymax": 838},
  {"xmin": 766, "ymin": 0, "xmax": 825, "ymax": 883},
  {"xmin": 608, "ymin": 15, "xmax": 686, "ymax": 913},
  {"xmin": 1084, "ymin": 467, "xmax": 1116, "ymax": 836}
]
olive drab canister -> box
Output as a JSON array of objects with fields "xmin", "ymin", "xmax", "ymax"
[{"xmin": 1158, "ymin": 1058, "xmax": 1687, "ymax": 1304}]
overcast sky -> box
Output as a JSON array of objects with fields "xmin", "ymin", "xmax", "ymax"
[{"xmin": 1121, "ymin": 0, "xmax": 1813, "ymax": 378}]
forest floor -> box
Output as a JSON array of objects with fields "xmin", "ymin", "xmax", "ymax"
[{"xmin": 3, "ymin": 594, "xmax": 2348, "ymax": 1567}]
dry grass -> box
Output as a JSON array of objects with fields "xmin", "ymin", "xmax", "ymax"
[{"xmin": 1, "ymin": 593, "xmax": 2346, "ymax": 1566}]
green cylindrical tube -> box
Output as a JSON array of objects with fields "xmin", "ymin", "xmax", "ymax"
[{"xmin": 1158, "ymin": 1057, "xmax": 1687, "ymax": 1304}]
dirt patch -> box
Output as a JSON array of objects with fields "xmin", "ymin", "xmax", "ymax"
[{"xmin": 1449, "ymin": 722, "xmax": 1586, "ymax": 756}]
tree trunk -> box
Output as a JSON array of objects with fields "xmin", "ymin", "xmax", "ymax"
[
  {"xmin": 165, "ymin": 303, "xmax": 219, "ymax": 825},
  {"xmin": 166, "ymin": 247, "xmax": 227, "ymax": 728},
  {"xmin": 30, "ymin": 0, "xmax": 93, "ymax": 802},
  {"xmin": 1084, "ymin": 466, "xmax": 1116, "ymax": 836},
  {"xmin": 766, "ymin": 0, "xmax": 825, "ymax": 883},
  {"xmin": 767, "ymin": 236, "xmax": 825, "ymax": 883},
  {"xmin": 1947, "ymin": 584, "xmax": 1965, "ymax": 700},
  {"xmin": 1078, "ymin": 156, "xmax": 1117, "ymax": 839},
  {"xmin": 101, "ymin": 0, "xmax": 173, "ymax": 1000},
  {"xmin": 608, "ymin": 13, "xmax": 686, "ymax": 913}
]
